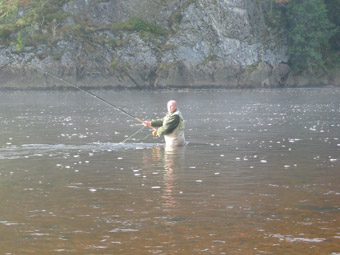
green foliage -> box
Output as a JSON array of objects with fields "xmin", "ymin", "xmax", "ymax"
[
  {"xmin": 59, "ymin": 24, "xmax": 85, "ymax": 39},
  {"xmin": 174, "ymin": 13, "xmax": 183, "ymax": 24},
  {"xmin": 112, "ymin": 17, "xmax": 167, "ymax": 36},
  {"xmin": 0, "ymin": 0, "xmax": 19, "ymax": 23},
  {"xmin": 285, "ymin": 0, "xmax": 336, "ymax": 72},
  {"xmin": 260, "ymin": 0, "xmax": 287, "ymax": 29},
  {"xmin": 16, "ymin": 30, "xmax": 25, "ymax": 49},
  {"xmin": 0, "ymin": 0, "xmax": 71, "ymax": 46},
  {"xmin": 0, "ymin": 25, "xmax": 11, "ymax": 40},
  {"xmin": 324, "ymin": 0, "xmax": 340, "ymax": 51},
  {"xmin": 110, "ymin": 60, "xmax": 118, "ymax": 69},
  {"xmin": 45, "ymin": 12, "xmax": 66, "ymax": 23},
  {"xmin": 202, "ymin": 54, "xmax": 218, "ymax": 65},
  {"xmin": 30, "ymin": 32, "xmax": 48, "ymax": 46}
]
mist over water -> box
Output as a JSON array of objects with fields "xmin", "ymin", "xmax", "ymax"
[{"xmin": 0, "ymin": 88, "xmax": 339, "ymax": 254}]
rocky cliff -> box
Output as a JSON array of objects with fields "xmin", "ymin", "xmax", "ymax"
[{"xmin": 0, "ymin": 0, "xmax": 337, "ymax": 89}]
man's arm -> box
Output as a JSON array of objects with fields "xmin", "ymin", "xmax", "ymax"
[
  {"xmin": 157, "ymin": 115, "xmax": 179, "ymax": 136},
  {"xmin": 151, "ymin": 118, "xmax": 164, "ymax": 128}
]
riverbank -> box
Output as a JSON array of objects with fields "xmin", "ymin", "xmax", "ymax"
[
  {"xmin": 0, "ymin": 61, "xmax": 339, "ymax": 90},
  {"xmin": 0, "ymin": 72, "xmax": 339, "ymax": 90}
]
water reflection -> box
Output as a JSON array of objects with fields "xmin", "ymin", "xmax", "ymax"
[
  {"xmin": 162, "ymin": 146, "xmax": 186, "ymax": 211},
  {"xmin": 142, "ymin": 145, "xmax": 186, "ymax": 211}
]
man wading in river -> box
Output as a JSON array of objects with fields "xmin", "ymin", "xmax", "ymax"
[{"xmin": 143, "ymin": 100, "xmax": 186, "ymax": 147}]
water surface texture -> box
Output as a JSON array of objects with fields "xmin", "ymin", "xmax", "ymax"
[{"xmin": 0, "ymin": 88, "xmax": 339, "ymax": 254}]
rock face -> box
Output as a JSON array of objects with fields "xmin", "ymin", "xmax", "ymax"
[{"xmin": 0, "ymin": 0, "xmax": 337, "ymax": 89}]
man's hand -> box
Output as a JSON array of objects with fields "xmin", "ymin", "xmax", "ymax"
[
  {"xmin": 142, "ymin": 121, "xmax": 152, "ymax": 127},
  {"xmin": 152, "ymin": 130, "xmax": 158, "ymax": 136}
]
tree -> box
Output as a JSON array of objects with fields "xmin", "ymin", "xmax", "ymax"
[
  {"xmin": 324, "ymin": 0, "xmax": 340, "ymax": 50},
  {"xmin": 285, "ymin": 0, "xmax": 336, "ymax": 72}
]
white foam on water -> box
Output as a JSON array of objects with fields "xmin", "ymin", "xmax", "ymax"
[
  {"xmin": 269, "ymin": 234, "xmax": 326, "ymax": 243},
  {"xmin": 30, "ymin": 233, "xmax": 50, "ymax": 236},
  {"xmin": 0, "ymin": 142, "xmax": 158, "ymax": 159},
  {"xmin": 0, "ymin": 221, "xmax": 20, "ymax": 226},
  {"xmin": 109, "ymin": 228, "xmax": 139, "ymax": 233}
]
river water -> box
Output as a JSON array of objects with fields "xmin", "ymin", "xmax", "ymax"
[{"xmin": 0, "ymin": 88, "xmax": 339, "ymax": 255}]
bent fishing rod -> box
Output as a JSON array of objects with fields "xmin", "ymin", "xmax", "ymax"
[{"xmin": 30, "ymin": 65, "xmax": 155, "ymax": 130}]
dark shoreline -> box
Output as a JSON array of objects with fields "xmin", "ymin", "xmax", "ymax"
[{"xmin": 0, "ymin": 84, "xmax": 338, "ymax": 92}]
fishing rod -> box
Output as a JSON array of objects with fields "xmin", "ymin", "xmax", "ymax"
[{"xmin": 30, "ymin": 65, "xmax": 155, "ymax": 130}]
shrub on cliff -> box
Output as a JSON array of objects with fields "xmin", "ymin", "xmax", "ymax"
[
  {"xmin": 112, "ymin": 17, "xmax": 167, "ymax": 36},
  {"xmin": 0, "ymin": 0, "xmax": 69, "ymax": 48}
]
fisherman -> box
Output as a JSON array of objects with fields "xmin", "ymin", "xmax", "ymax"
[{"xmin": 143, "ymin": 100, "xmax": 186, "ymax": 147}]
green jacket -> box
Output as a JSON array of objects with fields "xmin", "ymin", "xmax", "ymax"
[{"xmin": 151, "ymin": 110, "xmax": 181, "ymax": 136}]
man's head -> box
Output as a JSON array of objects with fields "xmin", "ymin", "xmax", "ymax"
[{"xmin": 167, "ymin": 100, "xmax": 177, "ymax": 113}]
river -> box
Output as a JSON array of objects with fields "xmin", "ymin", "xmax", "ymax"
[{"xmin": 0, "ymin": 88, "xmax": 339, "ymax": 254}]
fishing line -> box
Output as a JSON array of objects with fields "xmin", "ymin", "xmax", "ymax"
[
  {"xmin": 30, "ymin": 65, "xmax": 155, "ymax": 143},
  {"xmin": 119, "ymin": 126, "xmax": 151, "ymax": 143},
  {"xmin": 30, "ymin": 65, "xmax": 151, "ymax": 126}
]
